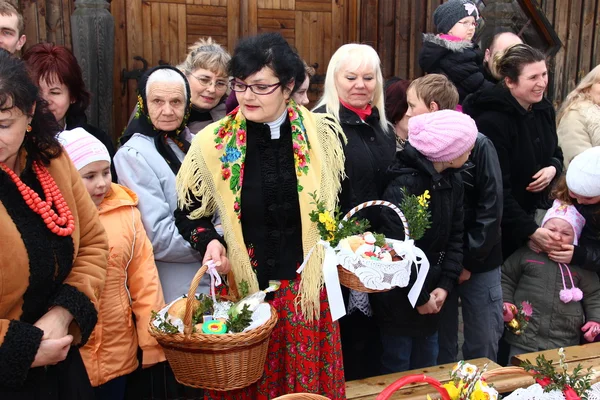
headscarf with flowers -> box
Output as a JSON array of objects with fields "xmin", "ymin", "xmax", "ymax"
[
  {"xmin": 177, "ymin": 100, "xmax": 346, "ymax": 320},
  {"xmin": 120, "ymin": 65, "xmax": 192, "ymax": 174}
]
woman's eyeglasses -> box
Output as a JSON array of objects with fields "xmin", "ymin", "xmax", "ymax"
[
  {"xmin": 191, "ymin": 74, "xmax": 228, "ymax": 91},
  {"xmin": 229, "ymin": 80, "xmax": 282, "ymax": 95},
  {"xmin": 458, "ymin": 21, "xmax": 478, "ymax": 28}
]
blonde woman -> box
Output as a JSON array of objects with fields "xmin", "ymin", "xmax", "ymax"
[
  {"xmin": 177, "ymin": 37, "xmax": 231, "ymax": 134},
  {"xmin": 313, "ymin": 43, "xmax": 395, "ymax": 380},
  {"xmin": 557, "ymin": 65, "xmax": 600, "ymax": 167}
]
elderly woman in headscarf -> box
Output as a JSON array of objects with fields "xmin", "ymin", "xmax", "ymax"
[
  {"xmin": 115, "ymin": 65, "xmax": 228, "ymax": 398},
  {"xmin": 178, "ymin": 37, "xmax": 231, "ymax": 134}
]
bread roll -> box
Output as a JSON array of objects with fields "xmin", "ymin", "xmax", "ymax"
[{"xmin": 167, "ymin": 297, "xmax": 199, "ymax": 320}]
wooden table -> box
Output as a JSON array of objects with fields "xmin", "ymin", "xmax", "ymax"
[
  {"xmin": 346, "ymin": 358, "xmax": 535, "ymax": 399},
  {"xmin": 512, "ymin": 342, "xmax": 600, "ymax": 383}
]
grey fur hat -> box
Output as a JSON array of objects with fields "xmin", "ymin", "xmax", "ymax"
[{"xmin": 433, "ymin": 0, "xmax": 480, "ymax": 34}]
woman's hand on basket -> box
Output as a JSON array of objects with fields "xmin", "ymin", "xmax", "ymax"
[
  {"xmin": 204, "ymin": 239, "xmax": 231, "ymax": 275},
  {"xmin": 526, "ymin": 166, "xmax": 556, "ymax": 193},
  {"xmin": 31, "ymin": 334, "xmax": 73, "ymax": 368}
]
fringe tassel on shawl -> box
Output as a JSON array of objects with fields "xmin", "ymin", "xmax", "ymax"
[
  {"xmin": 176, "ymin": 130, "xmax": 261, "ymax": 295},
  {"xmin": 176, "ymin": 111, "xmax": 347, "ymax": 321},
  {"xmin": 297, "ymin": 113, "xmax": 347, "ymax": 321}
]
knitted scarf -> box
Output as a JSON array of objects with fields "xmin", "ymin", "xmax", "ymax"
[{"xmin": 177, "ymin": 100, "xmax": 346, "ymax": 320}]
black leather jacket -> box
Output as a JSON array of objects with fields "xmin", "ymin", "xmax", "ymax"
[{"xmin": 461, "ymin": 133, "xmax": 504, "ymax": 273}]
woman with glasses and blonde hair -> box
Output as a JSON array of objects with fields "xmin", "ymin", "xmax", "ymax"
[
  {"xmin": 557, "ymin": 65, "xmax": 600, "ymax": 167},
  {"xmin": 313, "ymin": 43, "xmax": 394, "ymax": 380},
  {"xmin": 175, "ymin": 32, "xmax": 346, "ymax": 399},
  {"xmin": 178, "ymin": 37, "xmax": 231, "ymax": 134}
]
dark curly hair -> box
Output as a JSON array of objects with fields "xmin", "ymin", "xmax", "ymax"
[
  {"xmin": 0, "ymin": 50, "xmax": 62, "ymax": 165},
  {"xmin": 229, "ymin": 32, "xmax": 305, "ymax": 95}
]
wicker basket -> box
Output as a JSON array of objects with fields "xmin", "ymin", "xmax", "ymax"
[
  {"xmin": 273, "ymin": 394, "xmax": 330, "ymax": 399},
  {"xmin": 376, "ymin": 374, "xmax": 451, "ymax": 400},
  {"xmin": 149, "ymin": 264, "xmax": 278, "ymax": 391},
  {"xmin": 337, "ymin": 200, "xmax": 412, "ymax": 293}
]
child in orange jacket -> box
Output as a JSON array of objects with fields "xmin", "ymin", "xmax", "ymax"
[{"xmin": 59, "ymin": 128, "xmax": 165, "ymax": 400}]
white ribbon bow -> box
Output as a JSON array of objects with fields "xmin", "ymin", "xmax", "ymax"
[
  {"xmin": 297, "ymin": 240, "xmax": 346, "ymax": 321},
  {"xmin": 392, "ymin": 239, "xmax": 430, "ymax": 307},
  {"xmin": 205, "ymin": 260, "xmax": 222, "ymax": 304}
]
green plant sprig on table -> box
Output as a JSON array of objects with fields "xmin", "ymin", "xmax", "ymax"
[
  {"xmin": 520, "ymin": 348, "xmax": 593, "ymax": 399},
  {"xmin": 399, "ymin": 188, "xmax": 431, "ymax": 241},
  {"xmin": 308, "ymin": 192, "xmax": 370, "ymax": 247}
]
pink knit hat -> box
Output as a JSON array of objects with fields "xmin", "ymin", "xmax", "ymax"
[
  {"xmin": 408, "ymin": 110, "xmax": 478, "ymax": 162},
  {"xmin": 57, "ymin": 127, "xmax": 111, "ymax": 171},
  {"xmin": 541, "ymin": 199, "xmax": 586, "ymax": 245}
]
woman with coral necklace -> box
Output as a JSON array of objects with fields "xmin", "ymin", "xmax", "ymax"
[{"xmin": 0, "ymin": 51, "xmax": 108, "ymax": 398}]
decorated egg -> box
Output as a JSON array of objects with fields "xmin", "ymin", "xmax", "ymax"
[{"xmin": 201, "ymin": 320, "xmax": 228, "ymax": 334}]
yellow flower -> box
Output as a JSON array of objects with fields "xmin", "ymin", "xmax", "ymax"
[
  {"xmin": 423, "ymin": 190, "xmax": 431, "ymax": 200},
  {"xmin": 318, "ymin": 211, "xmax": 337, "ymax": 236},
  {"xmin": 470, "ymin": 389, "xmax": 490, "ymax": 400},
  {"xmin": 442, "ymin": 382, "xmax": 461, "ymax": 400}
]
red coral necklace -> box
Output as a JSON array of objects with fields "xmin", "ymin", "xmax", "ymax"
[{"xmin": 0, "ymin": 161, "xmax": 75, "ymax": 237}]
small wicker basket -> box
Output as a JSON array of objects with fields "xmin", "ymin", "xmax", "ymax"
[
  {"xmin": 337, "ymin": 200, "xmax": 412, "ymax": 293},
  {"xmin": 149, "ymin": 264, "xmax": 278, "ymax": 391}
]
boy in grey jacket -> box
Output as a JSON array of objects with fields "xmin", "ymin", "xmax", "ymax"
[{"xmin": 502, "ymin": 200, "xmax": 600, "ymax": 358}]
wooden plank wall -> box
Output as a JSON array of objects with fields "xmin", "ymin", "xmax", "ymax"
[
  {"xmin": 360, "ymin": 0, "xmax": 600, "ymax": 106},
  {"xmin": 110, "ymin": 0, "xmax": 357, "ymax": 137},
  {"xmin": 538, "ymin": 0, "xmax": 600, "ymax": 106},
  {"xmin": 14, "ymin": 0, "xmax": 73, "ymax": 51}
]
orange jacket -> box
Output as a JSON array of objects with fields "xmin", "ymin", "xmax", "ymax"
[{"xmin": 80, "ymin": 183, "xmax": 165, "ymax": 387}]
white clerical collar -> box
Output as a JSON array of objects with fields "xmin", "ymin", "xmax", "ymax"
[{"xmin": 266, "ymin": 109, "xmax": 287, "ymax": 140}]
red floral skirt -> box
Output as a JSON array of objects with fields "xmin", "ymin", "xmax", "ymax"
[{"xmin": 205, "ymin": 278, "xmax": 345, "ymax": 399}]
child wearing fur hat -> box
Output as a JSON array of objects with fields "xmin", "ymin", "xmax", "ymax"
[
  {"xmin": 502, "ymin": 199, "xmax": 600, "ymax": 358},
  {"xmin": 370, "ymin": 110, "xmax": 476, "ymax": 372},
  {"xmin": 419, "ymin": 0, "xmax": 494, "ymax": 104},
  {"xmin": 58, "ymin": 128, "xmax": 165, "ymax": 399}
]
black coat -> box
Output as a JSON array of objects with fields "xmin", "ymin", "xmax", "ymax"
[
  {"xmin": 419, "ymin": 34, "xmax": 494, "ymax": 104},
  {"xmin": 461, "ymin": 133, "xmax": 503, "ymax": 273},
  {"xmin": 462, "ymin": 85, "xmax": 563, "ymax": 259},
  {"xmin": 370, "ymin": 143, "xmax": 465, "ymax": 336},
  {"xmin": 314, "ymin": 104, "xmax": 395, "ymax": 231},
  {"xmin": 573, "ymin": 203, "xmax": 600, "ymax": 271}
]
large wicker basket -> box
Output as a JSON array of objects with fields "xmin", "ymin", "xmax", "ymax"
[
  {"xmin": 149, "ymin": 265, "xmax": 278, "ymax": 391},
  {"xmin": 337, "ymin": 200, "xmax": 412, "ymax": 293}
]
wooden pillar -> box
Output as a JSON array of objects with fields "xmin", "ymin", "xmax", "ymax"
[{"xmin": 70, "ymin": 0, "xmax": 114, "ymax": 137}]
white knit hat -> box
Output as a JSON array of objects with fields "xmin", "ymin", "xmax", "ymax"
[
  {"xmin": 57, "ymin": 127, "xmax": 111, "ymax": 171},
  {"xmin": 566, "ymin": 147, "xmax": 600, "ymax": 197}
]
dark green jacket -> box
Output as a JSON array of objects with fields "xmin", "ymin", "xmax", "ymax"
[{"xmin": 502, "ymin": 247, "xmax": 600, "ymax": 352}]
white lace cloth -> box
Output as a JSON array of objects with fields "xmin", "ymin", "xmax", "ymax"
[
  {"xmin": 504, "ymin": 382, "xmax": 600, "ymax": 400},
  {"xmin": 339, "ymin": 238, "xmax": 430, "ymax": 315}
]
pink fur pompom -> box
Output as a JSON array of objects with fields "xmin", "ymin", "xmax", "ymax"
[
  {"xmin": 571, "ymin": 287, "xmax": 583, "ymax": 302},
  {"xmin": 560, "ymin": 289, "xmax": 573, "ymax": 303}
]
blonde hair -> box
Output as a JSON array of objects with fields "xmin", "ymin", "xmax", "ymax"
[
  {"xmin": 489, "ymin": 43, "xmax": 520, "ymax": 81},
  {"xmin": 557, "ymin": 64, "xmax": 600, "ymax": 124},
  {"xmin": 178, "ymin": 37, "xmax": 230, "ymax": 78},
  {"xmin": 314, "ymin": 43, "xmax": 389, "ymax": 131},
  {"xmin": 408, "ymin": 74, "xmax": 459, "ymax": 110}
]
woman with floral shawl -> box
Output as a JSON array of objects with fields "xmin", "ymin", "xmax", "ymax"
[{"xmin": 175, "ymin": 32, "xmax": 347, "ymax": 399}]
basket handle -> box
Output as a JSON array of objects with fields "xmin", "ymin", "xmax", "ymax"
[
  {"xmin": 376, "ymin": 374, "xmax": 451, "ymax": 400},
  {"xmin": 182, "ymin": 264, "xmax": 209, "ymax": 335},
  {"xmin": 342, "ymin": 200, "xmax": 411, "ymax": 240}
]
